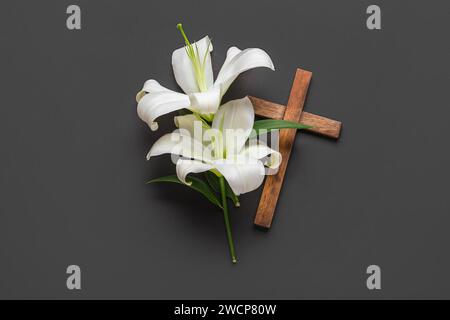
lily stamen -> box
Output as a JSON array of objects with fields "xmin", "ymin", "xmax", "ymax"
[{"xmin": 176, "ymin": 23, "xmax": 210, "ymax": 92}]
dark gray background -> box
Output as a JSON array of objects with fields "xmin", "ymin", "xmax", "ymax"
[{"xmin": 0, "ymin": 0, "xmax": 449, "ymax": 299}]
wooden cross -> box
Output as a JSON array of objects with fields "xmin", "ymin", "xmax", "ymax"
[{"xmin": 251, "ymin": 68, "xmax": 342, "ymax": 228}]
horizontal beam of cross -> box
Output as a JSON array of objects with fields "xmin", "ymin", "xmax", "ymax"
[{"xmin": 250, "ymin": 96, "xmax": 342, "ymax": 139}]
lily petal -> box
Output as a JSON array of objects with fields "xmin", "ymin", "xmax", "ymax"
[
  {"xmin": 212, "ymin": 97, "xmax": 254, "ymax": 155},
  {"xmin": 147, "ymin": 132, "xmax": 212, "ymax": 162},
  {"xmin": 213, "ymin": 157, "xmax": 265, "ymax": 195},
  {"xmin": 242, "ymin": 142, "xmax": 282, "ymax": 169},
  {"xmin": 176, "ymin": 159, "xmax": 213, "ymax": 185},
  {"xmin": 174, "ymin": 114, "xmax": 199, "ymax": 136},
  {"xmin": 174, "ymin": 114, "xmax": 208, "ymax": 144},
  {"xmin": 137, "ymin": 80, "xmax": 190, "ymax": 131},
  {"xmin": 172, "ymin": 36, "xmax": 214, "ymax": 94},
  {"xmin": 188, "ymin": 86, "xmax": 221, "ymax": 115},
  {"xmin": 214, "ymin": 47, "xmax": 275, "ymax": 98}
]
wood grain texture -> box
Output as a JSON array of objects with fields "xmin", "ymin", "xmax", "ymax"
[
  {"xmin": 249, "ymin": 96, "xmax": 341, "ymax": 139},
  {"xmin": 254, "ymin": 69, "xmax": 312, "ymax": 228},
  {"xmin": 249, "ymin": 96, "xmax": 286, "ymax": 119}
]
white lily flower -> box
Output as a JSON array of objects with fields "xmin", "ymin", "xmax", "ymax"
[
  {"xmin": 147, "ymin": 97, "xmax": 281, "ymax": 195},
  {"xmin": 136, "ymin": 24, "xmax": 275, "ymax": 131}
]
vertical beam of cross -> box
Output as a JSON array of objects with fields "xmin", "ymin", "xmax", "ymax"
[{"xmin": 254, "ymin": 69, "xmax": 312, "ymax": 228}]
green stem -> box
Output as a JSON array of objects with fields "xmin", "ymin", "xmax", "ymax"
[{"xmin": 219, "ymin": 176, "xmax": 237, "ymax": 264}]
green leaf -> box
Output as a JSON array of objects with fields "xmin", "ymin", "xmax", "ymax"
[
  {"xmin": 204, "ymin": 171, "xmax": 220, "ymax": 192},
  {"xmin": 147, "ymin": 175, "xmax": 223, "ymax": 209},
  {"xmin": 204, "ymin": 171, "xmax": 240, "ymax": 207},
  {"xmin": 226, "ymin": 184, "xmax": 240, "ymax": 207},
  {"xmin": 252, "ymin": 119, "xmax": 312, "ymax": 136}
]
